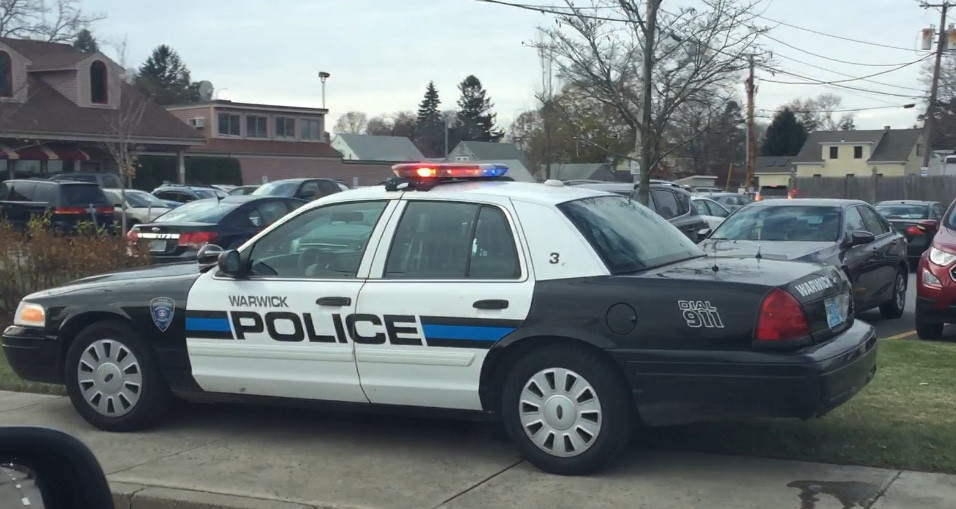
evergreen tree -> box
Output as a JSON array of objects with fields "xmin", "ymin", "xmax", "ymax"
[
  {"xmin": 134, "ymin": 45, "xmax": 200, "ymax": 106},
  {"xmin": 761, "ymin": 108, "xmax": 807, "ymax": 157},
  {"xmin": 455, "ymin": 75, "xmax": 503, "ymax": 142},
  {"xmin": 72, "ymin": 29, "xmax": 97, "ymax": 52},
  {"xmin": 414, "ymin": 81, "xmax": 445, "ymax": 157}
]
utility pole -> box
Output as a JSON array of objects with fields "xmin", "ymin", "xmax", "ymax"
[
  {"xmin": 921, "ymin": 3, "xmax": 952, "ymax": 169},
  {"xmin": 745, "ymin": 54, "xmax": 756, "ymax": 194}
]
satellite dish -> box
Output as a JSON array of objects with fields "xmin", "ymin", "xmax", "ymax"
[{"xmin": 198, "ymin": 81, "xmax": 214, "ymax": 101}]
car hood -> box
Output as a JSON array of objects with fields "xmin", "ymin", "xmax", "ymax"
[
  {"xmin": 697, "ymin": 239, "xmax": 838, "ymax": 263},
  {"xmin": 25, "ymin": 262, "xmax": 204, "ymax": 299},
  {"xmin": 932, "ymin": 223, "xmax": 956, "ymax": 251}
]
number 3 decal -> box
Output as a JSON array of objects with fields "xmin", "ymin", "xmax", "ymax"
[{"xmin": 549, "ymin": 252, "xmax": 560, "ymax": 264}]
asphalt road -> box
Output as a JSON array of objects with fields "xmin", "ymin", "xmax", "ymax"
[
  {"xmin": 859, "ymin": 272, "xmax": 918, "ymax": 340},
  {"xmin": 0, "ymin": 466, "xmax": 43, "ymax": 508}
]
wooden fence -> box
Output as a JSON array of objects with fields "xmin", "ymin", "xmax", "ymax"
[{"xmin": 794, "ymin": 176, "xmax": 956, "ymax": 204}]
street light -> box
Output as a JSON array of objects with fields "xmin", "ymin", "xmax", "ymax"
[{"xmin": 318, "ymin": 71, "xmax": 331, "ymax": 109}]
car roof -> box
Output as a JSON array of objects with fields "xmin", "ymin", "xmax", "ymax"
[
  {"xmin": 875, "ymin": 200, "xmax": 934, "ymax": 205},
  {"xmin": 750, "ymin": 198, "xmax": 863, "ymax": 208}
]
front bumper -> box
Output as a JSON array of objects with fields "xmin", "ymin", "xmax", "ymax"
[
  {"xmin": 1, "ymin": 325, "xmax": 63, "ymax": 385},
  {"xmin": 609, "ymin": 320, "xmax": 878, "ymax": 426}
]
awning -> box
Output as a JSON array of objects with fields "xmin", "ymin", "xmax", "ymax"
[
  {"xmin": 0, "ymin": 144, "xmax": 88, "ymax": 160},
  {"xmin": 14, "ymin": 146, "xmax": 52, "ymax": 160},
  {"xmin": 46, "ymin": 145, "xmax": 91, "ymax": 161}
]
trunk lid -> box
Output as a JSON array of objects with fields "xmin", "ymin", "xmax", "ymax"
[{"xmin": 130, "ymin": 222, "xmax": 216, "ymax": 256}]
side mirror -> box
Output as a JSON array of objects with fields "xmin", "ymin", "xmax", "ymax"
[
  {"xmin": 0, "ymin": 427, "xmax": 114, "ymax": 509},
  {"xmin": 698, "ymin": 228, "xmax": 713, "ymax": 240},
  {"xmin": 217, "ymin": 249, "xmax": 243, "ymax": 276},
  {"xmin": 849, "ymin": 230, "xmax": 876, "ymax": 246},
  {"xmin": 196, "ymin": 244, "xmax": 223, "ymax": 265}
]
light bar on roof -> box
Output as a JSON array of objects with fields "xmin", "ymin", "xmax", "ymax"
[{"xmin": 391, "ymin": 163, "xmax": 509, "ymax": 179}]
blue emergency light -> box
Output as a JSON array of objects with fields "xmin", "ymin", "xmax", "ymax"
[{"xmin": 391, "ymin": 163, "xmax": 509, "ymax": 179}]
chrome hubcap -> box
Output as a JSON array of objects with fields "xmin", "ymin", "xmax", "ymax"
[
  {"xmin": 519, "ymin": 367, "xmax": 602, "ymax": 458},
  {"xmin": 77, "ymin": 339, "xmax": 142, "ymax": 417},
  {"xmin": 896, "ymin": 274, "xmax": 906, "ymax": 309}
]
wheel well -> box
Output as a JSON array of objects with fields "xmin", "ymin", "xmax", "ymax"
[
  {"xmin": 57, "ymin": 312, "xmax": 129, "ymax": 363},
  {"xmin": 479, "ymin": 336, "xmax": 635, "ymax": 416}
]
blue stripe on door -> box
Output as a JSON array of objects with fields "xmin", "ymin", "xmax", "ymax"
[
  {"xmin": 185, "ymin": 317, "xmax": 232, "ymax": 332},
  {"xmin": 420, "ymin": 324, "xmax": 515, "ymax": 342}
]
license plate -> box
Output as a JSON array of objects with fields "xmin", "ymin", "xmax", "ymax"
[
  {"xmin": 148, "ymin": 240, "xmax": 166, "ymax": 252},
  {"xmin": 825, "ymin": 296, "xmax": 844, "ymax": 329}
]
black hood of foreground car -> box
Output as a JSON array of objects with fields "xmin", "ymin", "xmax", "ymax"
[
  {"xmin": 696, "ymin": 239, "xmax": 841, "ymax": 265},
  {"xmin": 26, "ymin": 262, "xmax": 205, "ymax": 299}
]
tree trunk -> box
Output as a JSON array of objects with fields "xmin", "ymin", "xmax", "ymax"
[{"xmin": 636, "ymin": 0, "xmax": 660, "ymax": 206}]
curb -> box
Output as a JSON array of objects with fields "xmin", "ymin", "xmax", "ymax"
[{"xmin": 110, "ymin": 481, "xmax": 368, "ymax": 509}]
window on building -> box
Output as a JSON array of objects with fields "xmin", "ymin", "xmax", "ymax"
[
  {"xmin": 90, "ymin": 61, "xmax": 108, "ymax": 104},
  {"xmin": 854, "ymin": 146, "xmax": 863, "ymax": 159},
  {"xmin": 0, "ymin": 51, "xmax": 11, "ymax": 97},
  {"xmin": 301, "ymin": 118, "xmax": 321, "ymax": 141},
  {"xmin": 829, "ymin": 146, "xmax": 838, "ymax": 159},
  {"xmin": 276, "ymin": 117, "xmax": 295, "ymax": 139},
  {"xmin": 246, "ymin": 115, "xmax": 267, "ymax": 138},
  {"xmin": 217, "ymin": 113, "xmax": 240, "ymax": 136}
]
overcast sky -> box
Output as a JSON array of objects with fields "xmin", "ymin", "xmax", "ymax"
[{"xmin": 86, "ymin": 0, "xmax": 942, "ymax": 132}]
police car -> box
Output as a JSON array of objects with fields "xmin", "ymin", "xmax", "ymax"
[{"xmin": 2, "ymin": 163, "xmax": 877, "ymax": 475}]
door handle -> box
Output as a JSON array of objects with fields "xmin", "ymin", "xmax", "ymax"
[
  {"xmin": 473, "ymin": 299, "xmax": 509, "ymax": 310},
  {"xmin": 316, "ymin": 296, "xmax": 351, "ymax": 307}
]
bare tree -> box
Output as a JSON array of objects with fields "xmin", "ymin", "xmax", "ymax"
[
  {"xmin": 534, "ymin": 0, "xmax": 764, "ymax": 203},
  {"xmin": 102, "ymin": 86, "xmax": 148, "ymax": 233},
  {"xmin": 0, "ymin": 0, "xmax": 103, "ymax": 43},
  {"xmin": 785, "ymin": 93, "xmax": 854, "ymax": 132},
  {"xmin": 333, "ymin": 111, "xmax": 368, "ymax": 134}
]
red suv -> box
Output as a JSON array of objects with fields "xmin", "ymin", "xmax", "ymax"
[{"xmin": 916, "ymin": 199, "xmax": 956, "ymax": 339}]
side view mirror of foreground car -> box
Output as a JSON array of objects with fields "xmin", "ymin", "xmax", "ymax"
[
  {"xmin": 849, "ymin": 230, "xmax": 876, "ymax": 246},
  {"xmin": 0, "ymin": 427, "xmax": 114, "ymax": 509},
  {"xmin": 217, "ymin": 249, "xmax": 243, "ymax": 276},
  {"xmin": 196, "ymin": 243, "xmax": 224, "ymax": 265}
]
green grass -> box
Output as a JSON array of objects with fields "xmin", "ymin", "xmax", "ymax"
[
  {"xmin": 0, "ymin": 348, "xmax": 65, "ymax": 395},
  {"xmin": 648, "ymin": 338, "xmax": 956, "ymax": 473}
]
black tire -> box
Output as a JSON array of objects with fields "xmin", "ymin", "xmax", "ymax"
[
  {"xmin": 500, "ymin": 343, "xmax": 634, "ymax": 475},
  {"xmin": 879, "ymin": 269, "xmax": 907, "ymax": 319},
  {"xmin": 64, "ymin": 320, "xmax": 170, "ymax": 431},
  {"xmin": 916, "ymin": 317, "xmax": 944, "ymax": 340}
]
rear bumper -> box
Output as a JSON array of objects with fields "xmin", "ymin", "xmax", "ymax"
[
  {"xmin": 609, "ymin": 320, "xmax": 878, "ymax": 426},
  {"xmin": 1, "ymin": 325, "xmax": 62, "ymax": 385}
]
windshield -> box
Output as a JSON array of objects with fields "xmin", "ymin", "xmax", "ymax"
[
  {"xmin": 876, "ymin": 204, "xmax": 928, "ymax": 220},
  {"xmin": 125, "ymin": 190, "xmax": 169, "ymax": 208},
  {"xmin": 558, "ymin": 196, "xmax": 700, "ymax": 273},
  {"xmin": 253, "ymin": 181, "xmax": 298, "ymax": 197},
  {"xmin": 710, "ymin": 205, "xmax": 842, "ymax": 242},
  {"xmin": 154, "ymin": 199, "xmax": 240, "ymax": 223}
]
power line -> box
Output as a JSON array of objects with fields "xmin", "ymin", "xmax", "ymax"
[
  {"xmin": 758, "ymin": 66, "xmax": 929, "ymax": 99},
  {"xmin": 757, "ymin": 104, "xmax": 917, "ymax": 114},
  {"xmin": 772, "ymin": 52, "xmax": 928, "ymax": 93},
  {"xmin": 758, "ymin": 54, "xmax": 933, "ymax": 86},
  {"xmin": 761, "ymin": 33, "xmax": 924, "ymax": 67},
  {"xmin": 753, "ymin": 13, "xmax": 924, "ymax": 52}
]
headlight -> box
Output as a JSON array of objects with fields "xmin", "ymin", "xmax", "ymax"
[
  {"xmin": 13, "ymin": 302, "xmax": 45, "ymax": 328},
  {"xmin": 929, "ymin": 247, "xmax": 956, "ymax": 267},
  {"xmin": 922, "ymin": 269, "xmax": 942, "ymax": 288}
]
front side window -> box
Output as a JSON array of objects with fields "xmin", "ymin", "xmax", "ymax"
[
  {"xmin": 385, "ymin": 201, "xmax": 520, "ymax": 279},
  {"xmin": 248, "ymin": 200, "xmax": 387, "ymax": 279},
  {"xmin": 559, "ymin": 196, "xmax": 700, "ymax": 274},
  {"xmin": 711, "ymin": 205, "xmax": 843, "ymax": 243},
  {"xmin": 844, "ymin": 207, "xmax": 866, "ymax": 238},
  {"xmin": 0, "ymin": 51, "xmax": 11, "ymax": 97},
  {"xmin": 90, "ymin": 61, "xmax": 107, "ymax": 104},
  {"xmin": 301, "ymin": 119, "xmax": 321, "ymax": 140},
  {"xmin": 247, "ymin": 115, "xmax": 267, "ymax": 138},
  {"xmin": 859, "ymin": 205, "xmax": 890, "ymax": 235},
  {"xmin": 276, "ymin": 117, "xmax": 295, "ymax": 139},
  {"xmin": 217, "ymin": 113, "xmax": 240, "ymax": 136}
]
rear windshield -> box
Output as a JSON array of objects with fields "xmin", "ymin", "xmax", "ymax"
[
  {"xmin": 154, "ymin": 199, "xmax": 240, "ymax": 223},
  {"xmin": 253, "ymin": 181, "xmax": 298, "ymax": 197},
  {"xmin": 875, "ymin": 204, "xmax": 928, "ymax": 220},
  {"xmin": 558, "ymin": 196, "xmax": 701, "ymax": 273},
  {"xmin": 60, "ymin": 184, "xmax": 109, "ymax": 205},
  {"xmin": 710, "ymin": 205, "xmax": 842, "ymax": 242}
]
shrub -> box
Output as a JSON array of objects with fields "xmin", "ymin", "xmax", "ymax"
[{"xmin": 0, "ymin": 214, "xmax": 150, "ymax": 325}]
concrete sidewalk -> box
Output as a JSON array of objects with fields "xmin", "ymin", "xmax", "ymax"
[{"xmin": 0, "ymin": 391, "xmax": 952, "ymax": 509}]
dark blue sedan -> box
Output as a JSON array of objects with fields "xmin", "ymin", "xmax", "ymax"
[{"xmin": 126, "ymin": 196, "xmax": 305, "ymax": 263}]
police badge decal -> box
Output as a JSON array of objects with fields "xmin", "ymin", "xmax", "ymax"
[{"xmin": 150, "ymin": 297, "xmax": 175, "ymax": 332}]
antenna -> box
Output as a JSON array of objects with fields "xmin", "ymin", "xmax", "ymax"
[{"xmin": 755, "ymin": 243, "xmax": 763, "ymax": 260}]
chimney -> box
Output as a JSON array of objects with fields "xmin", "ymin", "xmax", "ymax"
[{"xmin": 884, "ymin": 125, "xmax": 891, "ymax": 131}]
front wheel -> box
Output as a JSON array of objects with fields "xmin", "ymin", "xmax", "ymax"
[
  {"xmin": 879, "ymin": 269, "xmax": 907, "ymax": 319},
  {"xmin": 64, "ymin": 320, "xmax": 170, "ymax": 431},
  {"xmin": 500, "ymin": 344, "xmax": 634, "ymax": 475}
]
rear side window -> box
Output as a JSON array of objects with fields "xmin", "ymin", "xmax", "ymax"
[
  {"xmin": 6, "ymin": 182, "xmax": 36, "ymax": 201},
  {"xmin": 33, "ymin": 184, "xmax": 57, "ymax": 204},
  {"xmin": 60, "ymin": 185, "xmax": 109, "ymax": 206}
]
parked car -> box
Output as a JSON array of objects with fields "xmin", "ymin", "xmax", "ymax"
[
  {"xmin": 756, "ymin": 185, "xmax": 792, "ymax": 201},
  {"xmin": 252, "ymin": 178, "xmax": 345, "ymax": 201},
  {"xmin": 102, "ymin": 188, "xmax": 172, "ymax": 229},
  {"xmin": 151, "ymin": 184, "xmax": 225, "ymax": 204},
  {"xmin": 915, "ymin": 199, "xmax": 956, "ymax": 339},
  {"xmin": 692, "ymin": 186, "xmax": 724, "ymax": 193},
  {"xmin": 875, "ymin": 200, "xmax": 943, "ymax": 266},
  {"xmin": 228, "ymin": 185, "xmax": 260, "ymax": 196},
  {"xmin": 0, "ymin": 179, "xmax": 115, "ymax": 232},
  {"xmin": 690, "ymin": 196, "xmax": 732, "ymax": 229},
  {"xmin": 50, "ymin": 172, "xmax": 122, "ymax": 188},
  {"xmin": 576, "ymin": 181, "xmax": 710, "ymax": 241},
  {"xmin": 126, "ymin": 195, "xmax": 305, "ymax": 263},
  {"xmin": 702, "ymin": 192, "xmax": 753, "ymax": 211},
  {"xmin": 699, "ymin": 198, "xmax": 908, "ymax": 319}
]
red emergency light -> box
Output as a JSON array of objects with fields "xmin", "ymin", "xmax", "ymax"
[{"xmin": 391, "ymin": 163, "xmax": 509, "ymax": 179}]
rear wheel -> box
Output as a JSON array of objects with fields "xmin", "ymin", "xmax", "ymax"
[
  {"xmin": 916, "ymin": 317, "xmax": 944, "ymax": 340},
  {"xmin": 879, "ymin": 269, "xmax": 907, "ymax": 319},
  {"xmin": 64, "ymin": 320, "xmax": 170, "ymax": 431},
  {"xmin": 500, "ymin": 344, "xmax": 634, "ymax": 475}
]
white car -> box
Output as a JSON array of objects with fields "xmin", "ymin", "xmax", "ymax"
[
  {"xmin": 690, "ymin": 196, "xmax": 732, "ymax": 230},
  {"xmin": 103, "ymin": 189, "xmax": 171, "ymax": 229}
]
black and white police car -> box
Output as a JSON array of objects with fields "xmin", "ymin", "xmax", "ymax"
[{"xmin": 2, "ymin": 163, "xmax": 877, "ymax": 475}]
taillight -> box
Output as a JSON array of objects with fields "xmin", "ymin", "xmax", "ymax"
[
  {"xmin": 96, "ymin": 206, "xmax": 114, "ymax": 215},
  {"xmin": 919, "ymin": 220, "xmax": 938, "ymax": 234},
  {"xmin": 755, "ymin": 288, "xmax": 810, "ymax": 342},
  {"xmin": 178, "ymin": 231, "xmax": 218, "ymax": 248},
  {"xmin": 126, "ymin": 229, "xmax": 138, "ymax": 241},
  {"xmin": 53, "ymin": 206, "xmax": 85, "ymax": 215},
  {"xmin": 907, "ymin": 225, "xmax": 925, "ymax": 236}
]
